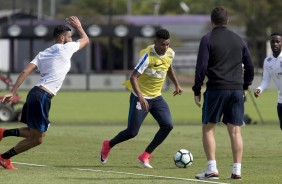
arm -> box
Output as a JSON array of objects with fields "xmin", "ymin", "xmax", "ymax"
[
  {"xmin": 167, "ymin": 66, "xmax": 182, "ymax": 96},
  {"xmin": 1, "ymin": 63, "xmax": 37, "ymax": 103},
  {"xmin": 130, "ymin": 70, "xmax": 149, "ymax": 112},
  {"xmin": 192, "ymin": 36, "xmax": 209, "ymax": 107},
  {"xmin": 254, "ymin": 59, "xmax": 270, "ymax": 98},
  {"xmin": 66, "ymin": 16, "xmax": 89, "ymax": 49},
  {"xmin": 242, "ymin": 43, "xmax": 254, "ymax": 90}
]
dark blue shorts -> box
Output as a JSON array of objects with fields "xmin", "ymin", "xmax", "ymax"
[
  {"xmin": 202, "ymin": 89, "xmax": 244, "ymax": 125},
  {"xmin": 21, "ymin": 86, "xmax": 53, "ymax": 132}
]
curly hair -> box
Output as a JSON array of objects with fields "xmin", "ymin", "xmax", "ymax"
[
  {"xmin": 270, "ymin": 32, "xmax": 282, "ymax": 38},
  {"xmin": 53, "ymin": 25, "xmax": 71, "ymax": 38},
  {"xmin": 155, "ymin": 29, "xmax": 170, "ymax": 40}
]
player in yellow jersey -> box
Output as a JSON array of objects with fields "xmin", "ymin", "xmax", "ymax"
[{"xmin": 100, "ymin": 29, "xmax": 182, "ymax": 168}]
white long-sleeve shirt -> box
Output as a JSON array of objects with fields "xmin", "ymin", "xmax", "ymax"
[{"xmin": 257, "ymin": 52, "xmax": 282, "ymax": 103}]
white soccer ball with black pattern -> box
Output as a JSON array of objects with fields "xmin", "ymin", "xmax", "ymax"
[{"xmin": 173, "ymin": 149, "xmax": 193, "ymax": 168}]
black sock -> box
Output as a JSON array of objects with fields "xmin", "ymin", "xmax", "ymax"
[
  {"xmin": 3, "ymin": 129, "xmax": 20, "ymax": 137},
  {"xmin": 1, "ymin": 148, "xmax": 17, "ymax": 159}
]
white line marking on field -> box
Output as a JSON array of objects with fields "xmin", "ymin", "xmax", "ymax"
[
  {"xmin": 12, "ymin": 162, "xmax": 229, "ymax": 184},
  {"xmin": 12, "ymin": 162, "xmax": 50, "ymax": 167},
  {"xmin": 73, "ymin": 168, "xmax": 230, "ymax": 184}
]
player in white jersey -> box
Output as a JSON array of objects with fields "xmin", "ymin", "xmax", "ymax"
[
  {"xmin": 254, "ymin": 33, "xmax": 282, "ymax": 130},
  {"xmin": 0, "ymin": 16, "xmax": 89, "ymax": 170}
]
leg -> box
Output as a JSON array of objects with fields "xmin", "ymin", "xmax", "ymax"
[
  {"xmin": 277, "ymin": 103, "xmax": 282, "ymax": 130},
  {"xmin": 18, "ymin": 127, "xmax": 32, "ymax": 138},
  {"xmin": 0, "ymin": 128, "xmax": 45, "ymax": 170},
  {"xmin": 227, "ymin": 123, "xmax": 242, "ymax": 178},
  {"xmin": 100, "ymin": 93, "xmax": 147, "ymax": 164},
  {"xmin": 196, "ymin": 90, "xmax": 220, "ymax": 179},
  {"xmin": 195, "ymin": 123, "xmax": 219, "ymax": 179},
  {"xmin": 1, "ymin": 128, "xmax": 45, "ymax": 159},
  {"xmin": 227, "ymin": 123, "xmax": 243, "ymax": 164},
  {"xmin": 1, "ymin": 127, "xmax": 31, "ymax": 139},
  {"xmin": 145, "ymin": 96, "xmax": 173, "ymax": 154},
  {"xmin": 202, "ymin": 123, "xmax": 216, "ymax": 161},
  {"xmin": 110, "ymin": 94, "xmax": 148, "ymax": 147},
  {"xmin": 137, "ymin": 97, "xmax": 173, "ymax": 169},
  {"xmin": 13, "ymin": 128, "xmax": 45, "ymax": 154}
]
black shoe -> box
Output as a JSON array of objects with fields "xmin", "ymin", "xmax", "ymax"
[{"xmin": 229, "ymin": 173, "xmax": 241, "ymax": 180}]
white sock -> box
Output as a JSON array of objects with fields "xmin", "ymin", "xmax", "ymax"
[
  {"xmin": 232, "ymin": 163, "xmax": 241, "ymax": 175},
  {"xmin": 207, "ymin": 160, "xmax": 217, "ymax": 172}
]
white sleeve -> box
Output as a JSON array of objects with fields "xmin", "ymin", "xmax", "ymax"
[
  {"xmin": 64, "ymin": 42, "xmax": 80, "ymax": 54},
  {"xmin": 257, "ymin": 60, "xmax": 271, "ymax": 92},
  {"xmin": 134, "ymin": 53, "xmax": 149, "ymax": 74},
  {"xmin": 30, "ymin": 54, "xmax": 39, "ymax": 66}
]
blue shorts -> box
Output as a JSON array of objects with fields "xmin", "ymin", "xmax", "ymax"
[
  {"xmin": 202, "ymin": 89, "xmax": 244, "ymax": 125},
  {"xmin": 21, "ymin": 86, "xmax": 53, "ymax": 132},
  {"xmin": 127, "ymin": 93, "xmax": 173, "ymax": 135}
]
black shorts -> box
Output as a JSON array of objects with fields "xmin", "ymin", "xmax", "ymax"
[
  {"xmin": 21, "ymin": 86, "xmax": 53, "ymax": 132},
  {"xmin": 202, "ymin": 89, "xmax": 244, "ymax": 125}
]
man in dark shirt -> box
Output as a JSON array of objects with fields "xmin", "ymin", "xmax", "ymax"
[{"xmin": 192, "ymin": 7, "xmax": 254, "ymax": 180}]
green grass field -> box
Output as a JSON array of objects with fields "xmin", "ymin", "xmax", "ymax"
[
  {"xmin": 8, "ymin": 89, "xmax": 279, "ymax": 124},
  {"xmin": 0, "ymin": 89, "xmax": 281, "ymax": 184}
]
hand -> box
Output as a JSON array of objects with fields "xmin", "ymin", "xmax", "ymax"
[
  {"xmin": 66, "ymin": 16, "xmax": 82, "ymax": 29},
  {"xmin": 138, "ymin": 97, "xmax": 149, "ymax": 112},
  {"xmin": 194, "ymin": 95, "xmax": 201, "ymax": 108},
  {"xmin": 243, "ymin": 90, "xmax": 247, "ymax": 97},
  {"xmin": 254, "ymin": 88, "xmax": 261, "ymax": 98},
  {"xmin": 1, "ymin": 93, "xmax": 14, "ymax": 104},
  {"xmin": 173, "ymin": 86, "xmax": 183, "ymax": 96}
]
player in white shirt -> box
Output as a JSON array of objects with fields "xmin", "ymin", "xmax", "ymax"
[
  {"xmin": 254, "ymin": 33, "xmax": 282, "ymax": 130},
  {"xmin": 0, "ymin": 16, "xmax": 89, "ymax": 170}
]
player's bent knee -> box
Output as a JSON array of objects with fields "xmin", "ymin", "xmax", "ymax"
[
  {"xmin": 164, "ymin": 124, "xmax": 173, "ymax": 131},
  {"xmin": 126, "ymin": 131, "xmax": 138, "ymax": 139}
]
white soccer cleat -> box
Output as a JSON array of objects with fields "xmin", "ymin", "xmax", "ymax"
[{"xmin": 195, "ymin": 170, "xmax": 219, "ymax": 180}]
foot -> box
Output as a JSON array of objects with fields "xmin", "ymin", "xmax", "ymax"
[
  {"xmin": 138, "ymin": 152, "xmax": 153, "ymax": 168},
  {"xmin": 229, "ymin": 173, "xmax": 241, "ymax": 180},
  {"xmin": 195, "ymin": 170, "xmax": 219, "ymax": 180},
  {"xmin": 100, "ymin": 140, "xmax": 111, "ymax": 165},
  {"xmin": 0, "ymin": 128, "xmax": 6, "ymax": 141},
  {"xmin": 0, "ymin": 156, "xmax": 17, "ymax": 170}
]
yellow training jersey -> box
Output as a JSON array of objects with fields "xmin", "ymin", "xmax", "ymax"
[{"xmin": 123, "ymin": 45, "xmax": 175, "ymax": 98}]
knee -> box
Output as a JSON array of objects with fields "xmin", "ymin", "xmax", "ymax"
[
  {"xmin": 29, "ymin": 137, "xmax": 44, "ymax": 147},
  {"xmin": 34, "ymin": 139, "xmax": 43, "ymax": 146},
  {"xmin": 126, "ymin": 131, "xmax": 138, "ymax": 139},
  {"xmin": 162, "ymin": 124, "xmax": 173, "ymax": 132}
]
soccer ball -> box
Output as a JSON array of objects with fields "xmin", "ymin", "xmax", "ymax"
[{"xmin": 173, "ymin": 149, "xmax": 193, "ymax": 168}]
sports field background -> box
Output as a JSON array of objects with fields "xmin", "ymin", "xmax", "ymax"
[
  {"xmin": 10, "ymin": 88, "xmax": 278, "ymax": 124},
  {"xmin": 0, "ymin": 89, "xmax": 281, "ymax": 184}
]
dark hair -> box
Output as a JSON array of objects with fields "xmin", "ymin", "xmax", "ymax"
[
  {"xmin": 155, "ymin": 29, "xmax": 170, "ymax": 40},
  {"xmin": 211, "ymin": 6, "xmax": 228, "ymax": 25},
  {"xmin": 53, "ymin": 25, "xmax": 71, "ymax": 38},
  {"xmin": 270, "ymin": 32, "xmax": 282, "ymax": 37}
]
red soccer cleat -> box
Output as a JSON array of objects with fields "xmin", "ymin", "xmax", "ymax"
[
  {"xmin": 0, "ymin": 156, "xmax": 17, "ymax": 170},
  {"xmin": 138, "ymin": 151, "xmax": 153, "ymax": 168},
  {"xmin": 100, "ymin": 140, "xmax": 111, "ymax": 165}
]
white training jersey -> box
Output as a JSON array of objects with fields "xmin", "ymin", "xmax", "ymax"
[
  {"xmin": 31, "ymin": 42, "xmax": 80, "ymax": 95},
  {"xmin": 257, "ymin": 52, "xmax": 282, "ymax": 103}
]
